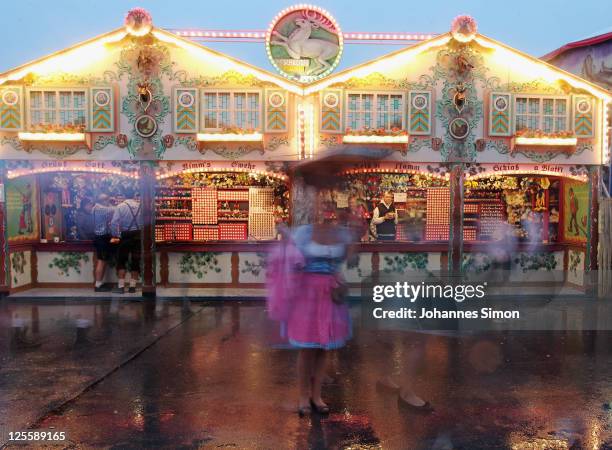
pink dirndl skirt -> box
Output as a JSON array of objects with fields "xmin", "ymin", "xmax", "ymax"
[{"xmin": 286, "ymin": 272, "xmax": 351, "ymax": 350}]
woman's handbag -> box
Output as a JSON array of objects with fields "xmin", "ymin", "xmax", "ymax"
[{"xmin": 331, "ymin": 275, "xmax": 348, "ymax": 305}]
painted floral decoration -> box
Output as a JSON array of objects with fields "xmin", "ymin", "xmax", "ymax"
[
  {"xmin": 451, "ymin": 15, "xmax": 478, "ymax": 43},
  {"xmin": 345, "ymin": 127, "xmax": 407, "ymax": 136},
  {"xmin": 514, "ymin": 129, "xmax": 576, "ymax": 139},
  {"xmin": 29, "ymin": 123, "xmax": 86, "ymax": 133},
  {"xmin": 125, "ymin": 8, "xmax": 153, "ymax": 37}
]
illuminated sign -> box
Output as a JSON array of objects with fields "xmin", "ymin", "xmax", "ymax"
[{"xmin": 266, "ymin": 5, "xmax": 343, "ymax": 83}]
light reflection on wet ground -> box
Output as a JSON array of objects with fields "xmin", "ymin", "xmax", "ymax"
[{"xmin": 1, "ymin": 299, "xmax": 610, "ymax": 449}]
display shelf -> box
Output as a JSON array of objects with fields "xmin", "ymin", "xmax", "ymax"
[
  {"xmin": 156, "ymin": 217, "xmax": 192, "ymax": 221},
  {"xmin": 156, "ymin": 197, "xmax": 192, "ymax": 201}
]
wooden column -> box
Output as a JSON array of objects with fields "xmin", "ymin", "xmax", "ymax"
[
  {"xmin": 139, "ymin": 161, "xmax": 156, "ymax": 297},
  {"xmin": 587, "ymin": 166, "xmax": 600, "ymax": 271},
  {"xmin": 448, "ymin": 163, "xmax": 464, "ymax": 274},
  {"xmin": 0, "ymin": 162, "xmax": 9, "ymax": 297}
]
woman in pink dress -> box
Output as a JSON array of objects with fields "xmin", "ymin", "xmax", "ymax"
[{"xmin": 287, "ymin": 202, "xmax": 355, "ymax": 416}]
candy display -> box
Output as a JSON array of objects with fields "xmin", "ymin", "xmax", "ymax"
[
  {"xmin": 219, "ymin": 222, "xmax": 248, "ymax": 240},
  {"xmin": 425, "ymin": 187, "xmax": 450, "ymax": 241},
  {"xmin": 194, "ymin": 225, "xmax": 219, "ymax": 241},
  {"xmin": 155, "ymin": 173, "xmax": 287, "ymax": 242}
]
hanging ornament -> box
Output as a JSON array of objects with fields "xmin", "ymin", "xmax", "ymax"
[
  {"xmin": 452, "ymin": 82, "xmax": 467, "ymax": 113},
  {"xmin": 450, "ymin": 15, "xmax": 478, "ymax": 43},
  {"xmin": 125, "ymin": 8, "xmax": 153, "ymax": 37},
  {"xmin": 137, "ymin": 82, "xmax": 152, "ymax": 113}
]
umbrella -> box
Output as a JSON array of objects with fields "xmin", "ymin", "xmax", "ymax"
[{"xmin": 293, "ymin": 145, "xmax": 396, "ymax": 187}]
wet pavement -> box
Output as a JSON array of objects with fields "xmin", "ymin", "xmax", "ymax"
[{"xmin": 1, "ymin": 299, "xmax": 611, "ymax": 449}]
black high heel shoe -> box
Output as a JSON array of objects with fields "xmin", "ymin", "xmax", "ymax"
[
  {"xmin": 297, "ymin": 405, "xmax": 312, "ymax": 417},
  {"xmin": 310, "ymin": 399, "xmax": 330, "ymax": 415}
]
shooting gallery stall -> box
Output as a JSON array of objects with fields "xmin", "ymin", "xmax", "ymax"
[{"xmin": 0, "ymin": 8, "xmax": 609, "ymax": 297}]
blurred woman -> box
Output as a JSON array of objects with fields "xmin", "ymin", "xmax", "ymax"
[{"xmin": 289, "ymin": 196, "xmax": 355, "ymax": 416}]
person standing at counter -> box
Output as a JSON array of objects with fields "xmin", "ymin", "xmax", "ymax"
[
  {"xmin": 371, "ymin": 191, "xmax": 397, "ymax": 241},
  {"xmin": 110, "ymin": 188, "xmax": 142, "ymax": 294},
  {"xmin": 92, "ymin": 194, "xmax": 116, "ymax": 292},
  {"xmin": 75, "ymin": 197, "xmax": 95, "ymax": 240}
]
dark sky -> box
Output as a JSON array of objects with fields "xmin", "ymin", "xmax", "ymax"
[{"xmin": 2, "ymin": 0, "xmax": 610, "ymax": 73}]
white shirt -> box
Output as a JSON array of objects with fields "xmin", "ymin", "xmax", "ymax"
[{"xmin": 371, "ymin": 201, "xmax": 398, "ymax": 225}]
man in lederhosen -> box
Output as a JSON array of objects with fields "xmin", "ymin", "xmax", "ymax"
[
  {"xmin": 371, "ymin": 191, "xmax": 397, "ymax": 241},
  {"xmin": 110, "ymin": 187, "xmax": 142, "ymax": 294}
]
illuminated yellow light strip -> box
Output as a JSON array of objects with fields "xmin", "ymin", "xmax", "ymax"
[
  {"xmin": 474, "ymin": 35, "xmax": 611, "ymax": 101},
  {"xmin": 514, "ymin": 136, "xmax": 577, "ymax": 146},
  {"xmin": 155, "ymin": 167, "xmax": 288, "ymax": 181},
  {"xmin": 6, "ymin": 167, "xmax": 139, "ymax": 179},
  {"xmin": 307, "ymin": 104, "xmax": 315, "ymax": 159},
  {"xmin": 602, "ymin": 100, "xmax": 610, "ymax": 165},
  {"xmin": 0, "ymin": 29, "xmax": 126, "ymax": 85},
  {"xmin": 18, "ymin": 132, "xmax": 86, "ymax": 142},
  {"xmin": 196, "ymin": 132, "xmax": 263, "ymax": 142},
  {"xmin": 339, "ymin": 168, "xmax": 449, "ymax": 180},
  {"xmin": 152, "ymin": 29, "xmax": 303, "ymax": 95},
  {"xmin": 466, "ymin": 170, "xmax": 587, "ymax": 182},
  {"xmin": 304, "ymin": 34, "xmax": 451, "ymax": 95},
  {"xmin": 342, "ymin": 134, "xmax": 409, "ymax": 144}
]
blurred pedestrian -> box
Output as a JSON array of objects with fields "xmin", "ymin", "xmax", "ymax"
[
  {"xmin": 92, "ymin": 194, "xmax": 116, "ymax": 292},
  {"xmin": 75, "ymin": 197, "xmax": 95, "ymax": 240},
  {"xmin": 110, "ymin": 187, "xmax": 142, "ymax": 294},
  {"xmin": 271, "ymin": 195, "xmax": 355, "ymax": 416}
]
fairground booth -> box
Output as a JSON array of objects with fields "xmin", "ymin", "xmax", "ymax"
[{"xmin": 0, "ymin": 8, "xmax": 610, "ymax": 297}]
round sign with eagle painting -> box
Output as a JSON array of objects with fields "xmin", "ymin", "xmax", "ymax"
[{"xmin": 266, "ymin": 5, "xmax": 343, "ymax": 83}]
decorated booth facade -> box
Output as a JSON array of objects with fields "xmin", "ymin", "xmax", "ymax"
[{"xmin": 0, "ymin": 8, "xmax": 609, "ymax": 296}]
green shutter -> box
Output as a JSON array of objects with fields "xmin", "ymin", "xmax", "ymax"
[
  {"xmin": 489, "ymin": 92, "xmax": 512, "ymax": 137},
  {"xmin": 320, "ymin": 89, "xmax": 342, "ymax": 133},
  {"xmin": 173, "ymin": 87, "xmax": 198, "ymax": 133},
  {"xmin": 265, "ymin": 89, "xmax": 288, "ymax": 133},
  {"xmin": 0, "ymin": 86, "xmax": 23, "ymax": 131},
  {"xmin": 573, "ymin": 95, "xmax": 594, "ymax": 138},
  {"xmin": 89, "ymin": 87, "xmax": 114, "ymax": 132},
  {"xmin": 408, "ymin": 90, "xmax": 431, "ymax": 135}
]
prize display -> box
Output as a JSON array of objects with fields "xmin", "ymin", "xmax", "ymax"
[{"xmin": 155, "ymin": 172, "xmax": 288, "ymax": 242}]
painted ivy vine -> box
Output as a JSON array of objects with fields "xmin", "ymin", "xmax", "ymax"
[
  {"xmin": 11, "ymin": 252, "xmax": 26, "ymax": 284},
  {"xmin": 179, "ymin": 252, "xmax": 221, "ymax": 279},
  {"xmin": 569, "ymin": 251, "xmax": 583, "ymax": 277},
  {"xmin": 383, "ymin": 253, "xmax": 429, "ymax": 274},
  {"xmin": 241, "ymin": 252, "xmax": 267, "ymax": 277},
  {"xmin": 514, "ymin": 252, "xmax": 557, "ymax": 273},
  {"xmin": 462, "ymin": 253, "xmax": 492, "ymax": 273},
  {"xmin": 48, "ymin": 252, "xmax": 90, "ymax": 276}
]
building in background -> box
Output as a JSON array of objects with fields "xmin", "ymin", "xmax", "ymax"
[
  {"xmin": 543, "ymin": 30, "xmax": 612, "ymax": 191},
  {"xmin": 0, "ymin": 8, "xmax": 610, "ymax": 297}
]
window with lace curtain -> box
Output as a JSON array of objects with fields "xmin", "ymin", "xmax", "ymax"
[
  {"xmin": 346, "ymin": 92, "xmax": 404, "ymax": 131},
  {"xmin": 514, "ymin": 96, "xmax": 569, "ymax": 133},
  {"xmin": 28, "ymin": 89, "xmax": 87, "ymax": 128},
  {"xmin": 201, "ymin": 91, "xmax": 261, "ymax": 130}
]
